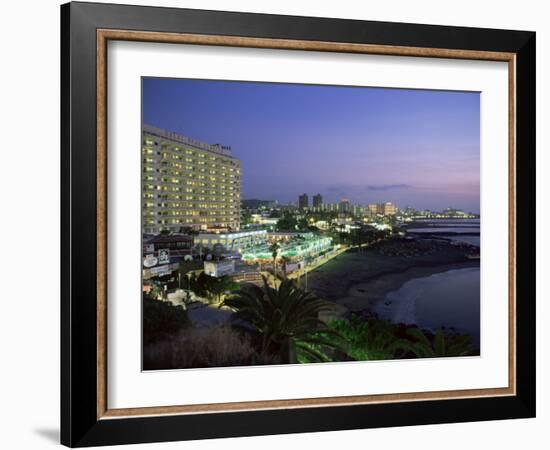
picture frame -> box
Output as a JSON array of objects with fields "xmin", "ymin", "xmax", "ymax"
[{"xmin": 61, "ymin": 1, "xmax": 536, "ymax": 447}]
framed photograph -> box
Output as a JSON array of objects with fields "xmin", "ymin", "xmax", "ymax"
[{"xmin": 61, "ymin": 1, "xmax": 536, "ymax": 447}]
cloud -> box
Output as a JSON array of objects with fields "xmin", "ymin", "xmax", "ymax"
[
  {"xmin": 366, "ymin": 184, "xmax": 412, "ymax": 191},
  {"xmin": 327, "ymin": 185, "xmax": 347, "ymax": 192}
]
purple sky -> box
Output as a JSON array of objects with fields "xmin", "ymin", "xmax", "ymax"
[{"xmin": 143, "ymin": 78, "xmax": 480, "ymax": 213}]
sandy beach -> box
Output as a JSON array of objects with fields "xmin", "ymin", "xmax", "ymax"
[{"xmin": 307, "ymin": 239, "xmax": 480, "ymax": 314}]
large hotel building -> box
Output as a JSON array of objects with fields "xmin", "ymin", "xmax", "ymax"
[{"xmin": 142, "ymin": 125, "xmax": 241, "ymax": 234}]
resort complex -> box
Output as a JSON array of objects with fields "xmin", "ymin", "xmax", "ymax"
[
  {"xmin": 142, "ymin": 126, "xmax": 478, "ymax": 286},
  {"xmin": 141, "ymin": 126, "xmax": 480, "ymax": 370},
  {"xmin": 140, "ymin": 78, "xmax": 481, "ymax": 372}
]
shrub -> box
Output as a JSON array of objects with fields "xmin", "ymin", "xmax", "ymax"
[
  {"xmin": 299, "ymin": 316, "xmax": 417, "ymax": 363},
  {"xmin": 406, "ymin": 327, "xmax": 474, "ymax": 357},
  {"xmin": 143, "ymin": 296, "xmax": 189, "ymax": 345},
  {"xmin": 143, "ymin": 325, "xmax": 279, "ymax": 370}
]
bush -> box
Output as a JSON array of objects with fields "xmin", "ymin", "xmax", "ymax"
[
  {"xmin": 143, "ymin": 296, "xmax": 189, "ymax": 345},
  {"xmin": 301, "ymin": 316, "xmax": 476, "ymax": 362},
  {"xmin": 329, "ymin": 316, "xmax": 415, "ymax": 361},
  {"xmin": 188, "ymin": 272, "xmax": 239, "ymax": 303},
  {"xmin": 299, "ymin": 316, "xmax": 417, "ymax": 363},
  {"xmin": 143, "ymin": 325, "xmax": 280, "ymax": 370}
]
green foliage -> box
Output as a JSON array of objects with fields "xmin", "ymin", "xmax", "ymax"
[
  {"xmin": 330, "ymin": 316, "xmax": 416, "ymax": 360},
  {"xmin": 240, "ymin": 210, "xmax": 253, "ymax": 227},
  {"xmin": 299, "ymin": 315, "xmax": 415, "ymax": 363},
  {"xmin": 303, "ymin": 317, "xmax": 475, "ymax": 362},
  {"xmin": 147, "ymin": 284, "xmax": 163, "ymax": 300},
  {"xmin": 276, "ymin": 212, "xmax": 298, "ymax": 231},
  {"xmin": 188, "ymin": 272, "xmax": 239, "ymax": 303},
  {"xmin": 334, "ymin": 227, "xmax": 391, "ymax": 247},
  {"xmin": 406, "ymin": 328, "xmax": 474, "ymax": 357},
  {"xmin": 297, "ymin": 218, "xmax": 318, "ymax": 231},
  {"xmin": 269, "ymin": 242, "xmax": 280, "ymax": 260},
  {"xmin": 269, "ymin": 242, "xmax": 280, "ymax": 275},
  {"xmin": 143, "ymin": 297, "xmax": 189, "ymax": 345},
  {"xmin": 221, "ymin": 277, "xmax": 340, "ymax": 363},
  {"xmin": 208, "ymin": 275, "xmax": 239, "ymax": 303}
]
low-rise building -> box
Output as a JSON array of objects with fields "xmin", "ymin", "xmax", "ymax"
[
  {"xmin": 267, "ymin": 231, "xmax": 312, "ymax": 242},
  {"xmin": 204, "ymin": 259, "xmax": 236, "ymax": 277},
  {"xmin": 194, "ymin": 229, "xmax": 267, "ymax": 252},
  {"xmin": 314, "ymin": 220, "xmax": 330, "ymax": 230},
  {"xmin": 250, "ymin": 214, "xmax": 280, "ymax": 226},
  {"xmin": 143, "ymin": 234, "xmax": 194, "ymax": 258},
  {"xmin": 241, "ymin": 233, "xmax": 333, "ymax": 261}
]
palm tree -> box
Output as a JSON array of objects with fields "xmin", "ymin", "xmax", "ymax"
[
  {"xmin": 280, "ymin": 255, "xmax": 291, "ymax": 279},
  {"xmin": 221, "ymin": 277, "xmax": 340, "ymax": 363},
  {"xmin": 269, "ymin": 241, "xmax": 280, "ymax": 276},
  {"xmin": 406, "ymin": 328, "xmax": 473, "ymax": 357}
]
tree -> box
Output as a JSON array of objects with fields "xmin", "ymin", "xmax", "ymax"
[
  {"xmin": 310, "ymin": 316, "xmax": 416, "ymax": 361},
  {"xmin": 406, "ymin": 328, "xmax": 474, "ymax": 357},
  {"xmin": 193, "ymin": 245, "xmax": 211, "ymax": 260},
  {"xmin": 276, "ymin": 212, "xmax": 298, "ymax": 231},
  {"xmin": 146, "ymin": 283, "xmax": 163, "ymax": 301},
  {"xmin": 240, "ymin": 210, "xmax": 253, "ymax": 227},
  {"xmin": 178, "ymin": 226, "xmax": 199, "ymax": 235},
  {"xmin": 143, "ymin": 297, "xmax": 189, "ymax": 345},
  {"xmin": 188, "ymin": 272, "xmax": 213, "ymax": 298},
  {"xmin": 221, "ymin": 277, "xmax": 340, "ymax": 363},
  {"xmin": 280, "ymin": 255, "xmax": 291, "ymax": 279},
  {"xmin": 208, "ymin": 275, "xmax": 239, "ymax": 303},
  {"xmin": 269, "ymin": 241, "xmax": 280, "ymax": 275},
  {"xmin": 177, "ymin": 260, "xmax": 201, "ymax": 281},
  {"xmin": 188, "ymin": 272, "xmax": 239, "ymax": 303}
]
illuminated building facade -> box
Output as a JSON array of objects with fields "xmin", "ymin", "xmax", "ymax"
[
  {"xmin": 194, "ymin": 229, "xmax": 267, "ymax": 252},
  {"xmin": 142, "ymin": 125, "xmax": 241, "ymax": 234},
  {"xmin": 379, "ymin": 202, "xmax": 397, "ymax": 215},
  {"xmin": 367, "ymin": 202, "xmax": 397, "ymax": 216}
]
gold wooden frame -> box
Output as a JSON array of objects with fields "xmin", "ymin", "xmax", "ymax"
[{"xmin": 96, "ymin": 29, "xmax": 516, "ymax": 420}]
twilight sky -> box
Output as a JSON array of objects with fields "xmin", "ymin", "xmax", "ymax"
[{"xmin": 143, "ymin": 78, "xmax": 480, "ymax": 213}]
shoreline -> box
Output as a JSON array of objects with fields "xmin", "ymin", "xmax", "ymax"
[
  {"xmin": 336, "ymin": 260, "xmax": 479, "ymax": 313},
  {"xmin": 306, "ymin": 238, "xmax": 480, "ymax": 315}
]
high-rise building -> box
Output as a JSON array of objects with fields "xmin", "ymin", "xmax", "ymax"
[
  {"xmin": 298, "ymin": 193, "xmax": 309, "ymax": 209},
  {"xmin": 366, "ymin": 202, "xmax": 397, "ymax": 216},
  {"xmin": 313, "ymin": 193, "xmax": 323, "ymax": 208},
  {"xmin": 367, "ymin": 204, "xmax": 378, "ymax": 215},
  {"xmin": 142, "ymin": 125, "xmax": 241, "ymax": 234},
  {"xmin": 352, "ymin": 205, "xmax": 365, "ymax": 217},
  {"xmin": 338, "ymin": 198, "xmax": 351, "ymax": 214},
  {"xmin": 380, "ymin": 202, "xmax": 397, "ymax": 215}
]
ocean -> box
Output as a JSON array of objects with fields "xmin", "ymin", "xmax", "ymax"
[
  {"xmin": 373, "ymin": 267, "xmax": 480, "ymax": 347},
  {"xmin": 407, "ymin": 218, "xmax": 480, "ymax": 248}
]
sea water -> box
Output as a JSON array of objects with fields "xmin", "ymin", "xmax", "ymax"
[{"xmin": 374, "ymin": 267, "xmax": 480, "ymax": 347}]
